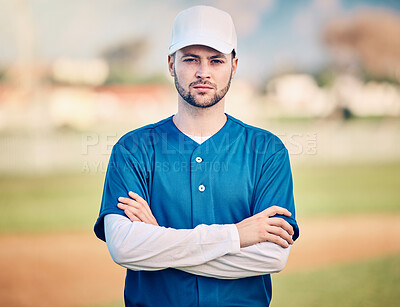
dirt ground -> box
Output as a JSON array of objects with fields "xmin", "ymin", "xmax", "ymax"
[{"xmin": 1, "ymin": 214, "xmax": 400, "ymax": 307}]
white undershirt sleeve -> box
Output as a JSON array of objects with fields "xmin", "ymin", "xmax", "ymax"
[
  {"xmin": 176, "ymin": 243, "xmax": 291, "ymax": 279},
  {"xmin": 105, "ymin": 214, "xmax": 291, "ymax": 279},
  {"xmin": 104, "ymin": 214, "xmax": 240, "ymax": 271}
]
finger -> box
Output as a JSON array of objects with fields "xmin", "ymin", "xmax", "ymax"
[
  {"xmin": 263, "ymin": 206, "xmax": 292, "ymax": 218},
  {"xmin": 124, "ymin": 192, "xmax": 152, "ymax": 220},
  {"xmin": 117, "ymin": 203, "xmax": 141, "ymax": 221},
  {"xmin": 128, "ymin": 192, "xmax": 159, "ymax": 226},
  {"xmin": 268, "ymin": 217, "xmax": 294, "ymax": 236},
  {"xmin": 118, "ymin": 202, "xmax": 148, "ymax": 221},
  {"xmin": 125, "ymin": 206, "xmax": 151, "ymax": 223},
  {"xmin": 118, "ymin": 198, "xmax": 147, "ymax": 218},
  {"xmin": 118, "ymin": 196, "xmax": 140, "ymax": 207},
  {"xmin": 119, "ymin": 194, "xmax": 158, "ymax": 226},
  {"xmin": 118, "ymin": 197, "xmax": 133, "ymax": 205},
  {"xmin": 118, "ymin": 197, "xmax": 152, "ymax": 219},
  {"xmin": 124, "ymin": 208, "xmax": 142, "ymax": 222},
  {"xmin": 117, "ymin": 202, "xmax": 129, "ymax": 210},
  {"xmin": 128, "ymin": 191, "xmax": 146, "ymax": 205},
  {"xmin": 266, "ymin": 225, "xmax": 294, "ymax": 245},
  {"xmin": 264, "ymin": 233, "xmax": 290, "ymax": 248},
  {"xmin": 265, "ymin": 206, "xmax": 292, "ymax": 217},
  {"xmin": 128, "ymin": 192, "xmax": 153, "ymax": 215},
  {"xmin": 118, "ymin": 202, "xmax": 142, "ymax": 213},
  {"xmin": 151, "ymin": 218, "xmax": 159, "ymax": 226}
]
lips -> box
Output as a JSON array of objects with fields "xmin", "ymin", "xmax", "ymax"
[
  {"xmin": 194, "ymin": 85, "xmax": 213, "ymax": 89},
  {"xmin": 192, "ymin": 82, "xmax": 216, "ymax": 91}
]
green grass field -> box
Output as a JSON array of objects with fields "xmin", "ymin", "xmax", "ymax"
[
  {"xmin": 0, "ymin": 162, "xmax": 399, "ymax": 233},
  {"xmin": 0, "ymin": 172, "xmax": 105, "ymax": 233},
  {"xmin": 292, "ymin": 163, "xmax": 400, "ymax": 218},
  {"xmin": 273, "ymin": 253, "xmax": 400, "ymax": 307}
]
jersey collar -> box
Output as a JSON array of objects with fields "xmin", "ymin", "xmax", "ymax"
[{"xmin": 157, "ymin": 113, "xmax": 243, "ymax": 155}]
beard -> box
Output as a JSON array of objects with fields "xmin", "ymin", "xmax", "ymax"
[{"xmin": 174, "ymin": 67, "xmax": 232, "ymax": 109}]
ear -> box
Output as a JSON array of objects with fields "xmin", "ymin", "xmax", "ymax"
[
  {"xmin": 231, "ymin": 57, "xmax": 238, "ymax": 78},
  {"xmin": 168, "ymin": 55, "xmax": 175, "ymax": 77}
]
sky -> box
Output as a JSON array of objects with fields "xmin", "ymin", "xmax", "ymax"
[{"xmin": 1, "ymin": 0, "xmax": 400, "ymax": 83}]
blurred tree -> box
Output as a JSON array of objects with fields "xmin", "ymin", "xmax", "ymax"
[
  {"xmin": 102, "ymin": 38, "xmax": 148, "ymax": 66},
  {"xmin": 0, "ymin": 68, "xmax": 7, "ymax": 82},
  {"xmin": 313, "ymin": 67, "xmax": 336, "ymax": 88},
  {"xmin": 102, "ymin": 37, "xmax": 159, "ymax": 84},
  {"xmin": 324, "ymin": 9, "xmax": 400, "ymax": 84}
]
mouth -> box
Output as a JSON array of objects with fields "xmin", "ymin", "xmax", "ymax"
[{"xmin": 192, "ymin": 85, "xmax": 214, "ymax": 92}]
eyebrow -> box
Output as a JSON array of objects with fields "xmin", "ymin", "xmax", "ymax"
[
  {"xmin": 210, "ymin": 54, "xmax": 227, "ymax": 60},
  {"xmin": 181, "ymin": 53, "xmax": 227, "ymax": 60}
]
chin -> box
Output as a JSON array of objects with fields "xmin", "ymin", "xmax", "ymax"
[{"xmin": 195, "ymin": 100, "xmax": 220, "ymax": 109}]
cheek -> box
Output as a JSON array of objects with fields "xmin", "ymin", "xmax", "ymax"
[
  {"xmin": 175, "ymin": 67, "xmax": 194, "ymax": 84},
  {"xmin": 215, "ymin": 69, "xmax": 232, "ymax": 85}
]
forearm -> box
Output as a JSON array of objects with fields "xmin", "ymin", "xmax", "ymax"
[
  {"xmin": 177, "ymin": 243, "xmax": 291, "ymax": 279},
  {"xmin": 104, "ymin": 214, "xmax": 240, "ymax": 271}
]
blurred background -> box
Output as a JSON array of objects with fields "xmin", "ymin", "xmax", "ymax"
[{"xmin": 0, "ymin": 0, "xmax": 399, "ymax": 306}]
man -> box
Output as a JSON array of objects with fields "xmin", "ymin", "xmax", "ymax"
[{"xmin": 94, "ymin": 5, "xmax": 299, "ymax": 307}]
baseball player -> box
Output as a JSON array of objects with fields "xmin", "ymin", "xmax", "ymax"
[{"xmin": 94, "ymin": 5, "xmax": 299, "ymax": 307}]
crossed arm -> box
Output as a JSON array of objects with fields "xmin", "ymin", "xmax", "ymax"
[{"xmin": 104, "ymin": 191, "xmax": 294, "ymax": 279}]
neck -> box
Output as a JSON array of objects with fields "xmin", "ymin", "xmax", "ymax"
[{"xmin": 173, "ymin": 97, "xmax": 227, "ymax": 137}]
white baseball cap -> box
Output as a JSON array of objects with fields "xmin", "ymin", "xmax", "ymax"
[{"xmin": 169, "ymin": 5, "xmax": 237, "ymax": 55}]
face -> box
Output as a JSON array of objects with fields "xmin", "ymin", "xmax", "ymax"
[{"xmin": 168, "ymin": 45, "xmax": 238, "ymax": 109}]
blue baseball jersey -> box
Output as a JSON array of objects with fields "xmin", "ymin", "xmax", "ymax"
[{"xmin": 94, "ymin": 114, "xmax": 299, "ymax": 307}]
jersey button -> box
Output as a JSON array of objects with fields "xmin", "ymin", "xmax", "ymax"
[
  {"xmin": 195, "ymin": 157, "xmax": 203, "ymax": 163},
  {"xmin": 198, "ymin": 184, "xmax": 205, "ymax": 192}
]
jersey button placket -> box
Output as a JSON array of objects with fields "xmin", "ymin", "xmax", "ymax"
[
  {"xmin": 196, "ymin": 157, "xmax": 205, "ymax": 192},
  {"xmin": 191, "ymin": 149, "xmax": 209, "ymax": 228}
]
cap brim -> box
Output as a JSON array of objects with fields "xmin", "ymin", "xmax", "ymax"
[{"xmin": 169, "ymin": 36, "xmax": 234, "ymax": 55}]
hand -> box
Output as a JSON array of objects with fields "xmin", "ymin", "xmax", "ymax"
[
  {"xmin": 235, "ymin": 206, "xmax": 294, "ymax": 248},
  {"xmin": 117, "ymin": 191, "xmax": 159, "ymax": 226}
]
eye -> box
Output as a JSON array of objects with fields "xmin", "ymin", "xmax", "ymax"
[
  {"xmin": 183, "ymin": 58, "xmax": 196, "ymax": 63},
  {"xmin": 211, "ymin": 59, "xmax": 224, "ymax": 64}
]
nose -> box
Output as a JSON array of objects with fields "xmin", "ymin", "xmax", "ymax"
[{"xmin": 195, "ymin": 62, "xmax": 211, "ymax": 79}]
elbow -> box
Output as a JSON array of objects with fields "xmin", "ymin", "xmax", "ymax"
[
  {"xmin": 108, "ymin": 244, "xmax": 141, "ymax": 271},
  {"xmin": 104, "ymin": 217, "xmax": 139, "ymax": 268},
  {"xmin": 257, "ymin": 243, "xmax": 290, "ymax": 273},
  {"xmin": 107, "ymin": 239, "xmax": 136, "ymax": 268},
  {"xmin": 271, "ymin": 255, "xmax": 288, "ymax": 273},
  {"xmin": 107, "ymin": 238, "xmax": 149, "ymax": 271},
  {"xmin": 271, "ymin": 245, "xmax": 290, "ymax": 273},
  {"xmin": 107, "ymin": 241, "xmax": 164, "ymax": 272},
  {"xmin": 108, "ymin": 242, "xmax": 126, "ymax": 266}
]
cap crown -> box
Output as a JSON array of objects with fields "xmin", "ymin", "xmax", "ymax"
[{"xmin": 169, "ymin": 6, "xmax": 237, "ymax": 55}]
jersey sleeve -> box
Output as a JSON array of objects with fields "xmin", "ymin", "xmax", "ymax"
[
  {"xmin": 94, "ymin": 143, "xmax": 150, "ymax": 242},
  {"xmin": 252, "ymin": 146, "xmax": 299, "ymax": 241}
]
